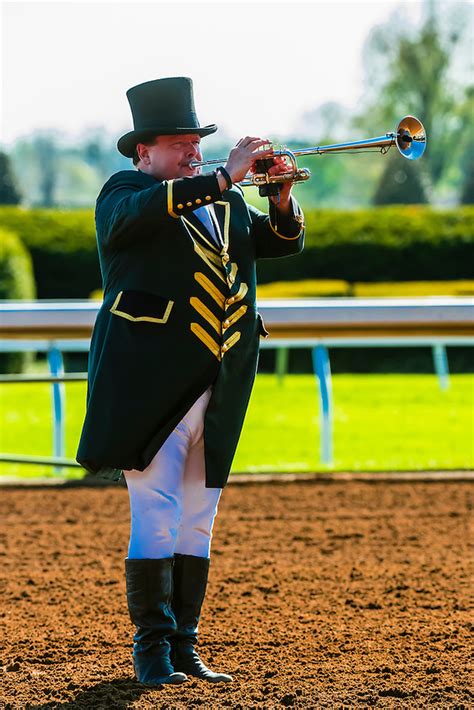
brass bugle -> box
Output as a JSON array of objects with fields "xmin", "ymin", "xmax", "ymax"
[{"xmin": 191, "ymin": 115, "xmax": 426, "ymax": 187}]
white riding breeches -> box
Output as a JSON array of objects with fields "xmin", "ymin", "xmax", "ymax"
[{"xmin": 123, "ymin": 388, "xmax": 222, "ymax": 560}]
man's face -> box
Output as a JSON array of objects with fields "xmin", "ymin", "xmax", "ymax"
[{"xmin": 137, "ymin": 134, "xmax": 203, "ymax": 179}]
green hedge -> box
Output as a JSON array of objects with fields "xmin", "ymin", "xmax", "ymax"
[
  {"xmin": 0, "ymin": 227, "xmax": 36, "ymax": 372},
  {"xmin": 0, "ymin": 207, "xmax": 99, "ymax": 298},
  {"xmin": 258, "ymin": 206, "xmax": 474, "ymax": 283},
  {"xmin": 0, "ymin": 227, "xmax": 36, "ymax": 299},
  {"xmin": 0, "ymin": 206, "xmax": 472, "ymax": 298}
]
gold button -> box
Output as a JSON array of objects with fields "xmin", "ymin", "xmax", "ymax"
[
  {"xmin": 205, "ymin": 195, "xmax": 212, "ymax": 201},
  {"xmin": 227, "ymin": 296, "xmax": 235, "ymax": 305},
  {"xmin": 186, "ymin": 201, "xmax": 193, "ymax": 207},
  {"xmin": 222, "ymin": 253, "xmax": 230, "ymax": 264},
  {"xmin": 223, "ymin": 319, "xmax": 230, "ymax": 329},
  {"xmin": 177, "ymin": 203, "xmax": 184, "ymax": 209},
  {"xmin": 222, "ymin": 343, "xmax": 229, "ymax": 353},
  {"xmin": 195, "ymin": 198, "xmax": 202, "ymax": 204}
]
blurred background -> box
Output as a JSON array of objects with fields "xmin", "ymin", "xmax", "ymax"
[
  {"xmin": 0, "ymin": 0, "xmax": 473, "ymax": 476},
  {"xmin": 2, "ymin": 0, "xmax": 473, "ymax": 208}
]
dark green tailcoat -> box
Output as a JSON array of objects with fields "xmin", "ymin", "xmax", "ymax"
[{"xmin": 76, "ymin": 169, "xmax": 304, "ymax": 487}]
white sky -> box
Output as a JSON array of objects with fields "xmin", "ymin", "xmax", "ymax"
[{"xmin": 1, "ymin": 0, "xmax": 427, "ymax": 147}]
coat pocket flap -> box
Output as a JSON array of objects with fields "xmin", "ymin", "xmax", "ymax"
[
  {"xmin": 257, "ymin": 312, "xmax": 269, "ymax": 338},
  {"xmin": 110, "ymin": 290, "xmax": 174, "ymax": 324}
]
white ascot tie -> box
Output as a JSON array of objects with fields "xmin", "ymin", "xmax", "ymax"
[{"xmin": 193, "ymin": 205, "xmax": 222, "ymax": 248}]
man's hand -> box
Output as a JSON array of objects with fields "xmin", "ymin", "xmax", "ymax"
[
  {"xmin": 266, "ymin": 156, "xmax": 294, "ymax": 212},
  {"xmin": 224, "ymin": 137, "xmax": 274, "ymax": 184},
  {"xmin": 221, "ymin": 138, "xmax": 295, "ymax": 213}
]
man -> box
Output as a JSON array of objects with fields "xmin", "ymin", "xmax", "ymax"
[{"xmin": 76, "ymin": 77, "xmax": 304, "ymax": 687}]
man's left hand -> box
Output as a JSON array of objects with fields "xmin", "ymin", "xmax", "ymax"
[{"xmin": 267, "ymin": 156, "xmax": 294, "ymax": 212}]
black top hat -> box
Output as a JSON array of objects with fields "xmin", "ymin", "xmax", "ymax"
[{"xmin": 117, "ymin": 77, "xmax": 217, "ymax": 158}]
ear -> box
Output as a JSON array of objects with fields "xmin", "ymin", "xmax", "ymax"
[{"xmin": 136, "ymin": 143, "xmax": 150, "ymax": 164}]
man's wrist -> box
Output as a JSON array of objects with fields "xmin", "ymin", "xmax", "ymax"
[
  {"xmin": 216, "ymin": 171, "xmax": 228, "ymax": 194},
  {"xmin": 271, "ymin": 195, "xmax": 292, "ymax": 214},
  {"xmin": 216, "ymin": 166, "xmax": 233, "ymax": 190}
]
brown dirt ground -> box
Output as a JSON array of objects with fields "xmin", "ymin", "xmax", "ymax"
[{"xmin": 1, "ymin": 480, "xmax": 473, "ymax": 709}]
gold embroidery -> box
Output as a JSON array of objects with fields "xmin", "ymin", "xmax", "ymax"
[
  {"xmin": 194, "ymin": 272, "xmax": 226, "ymax": 307},
  {"xmin": 225, "ymin": 282, "xmax": 248, "ymax": 309},
  {"xmin": 191, "ymin": 322, "xmax": 221, "ymax": 360},
  {"xmin": 227, "ymin": 304, "xmax": 247, "ymax": 326},
  {"xmin": 269, "ymin": 214, "xmax": 304, "ymax": 240},
  {"xmin": 223, "ymin": 330, "xmax": 241, "ymax": 352},
  {"xmin": 214, "ymin": 201, "xmax": 230, "ymax": 252},
  {"xmin": 193, "ymin": 242, "xmax": 227, "ymax": 283},
  {"xmin": 167, "ymin": 180, "xmax": 180, "ymax": 219},
  {"xmin": 198, "ymin": 245, "xmax": 223, "ymax": 267},
  {"xmin": 227, "ymin": 262, "xmax": 238, "ymax": 286},
  {"xmin": 190, "ymin": 297, "xmax": 221, "ymax": 334},
  {"xmin": 110, "ymin": 291, "xmax": 174, "ymax": 324},
  {"xmin": 110, "ymin": 291, "xmax": 122, "ymax": 310}
]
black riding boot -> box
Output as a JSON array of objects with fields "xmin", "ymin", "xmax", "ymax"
[
  {"xmin": 125, "ymin": 557, "xmax": 188, "ymax": 685},
  {"xmin": 170, "ymin": 553, "xmax": 233, "ymax": 683}
]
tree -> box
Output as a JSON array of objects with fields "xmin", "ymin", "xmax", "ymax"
[
  {"xmin": 460, "ymin": 161, "xmax": 474, "ymax": 204},
  {"xmin": 358, "ymin": 0, "xmax": 472, "ymax": 200},
  {"xmin": 457, "ymin": 85, "xmax": 474, "ymax": 204},
  {"xmin": 287, "ymin": 102, "xmax": 382, "ymax": 207},
  {"xmin": 372, "ymin": 152, "xmax": 428, "ymax": 205},
  {"xmin": 0, "ymin": 151, "xmax": 22, "ymax": 204},
  {"xmin": 32, "ymin": 133, "xmax": 59, "ymax": 207}
]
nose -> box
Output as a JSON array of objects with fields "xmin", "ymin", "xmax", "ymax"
[{"xmin": 187, "ymin": 143, "xmax": 201, "ymax": 160}]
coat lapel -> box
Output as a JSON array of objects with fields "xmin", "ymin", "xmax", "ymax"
[
  {"xmin": 212, "ymin": 201, "xmax": 230, "ymax": 254},
  {"xmin": 181, "ymin": 200, "xmax": 231, "ymax": 256},
  {"xmin": 183, "ymin": 211, "xmax": 220, "ymax": 253}
]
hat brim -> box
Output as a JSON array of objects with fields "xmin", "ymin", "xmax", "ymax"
[{"xmin": 117, "ymin": 125, "xmax": 218, "ymax": 158}]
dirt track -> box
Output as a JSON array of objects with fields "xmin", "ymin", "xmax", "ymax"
[{"xmin": 1, "ymin": 480, "xmax": 473, "ymax": 709}]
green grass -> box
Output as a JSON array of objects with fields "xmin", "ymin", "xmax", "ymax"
[{"xmin": 1, "ymin": 374, "xmax": 473, "ymax": 479}]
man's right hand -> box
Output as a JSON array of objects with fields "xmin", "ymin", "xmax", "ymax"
[{"xmin": 224, "ymin": 137, "xmax": 275, "ymax": 184}]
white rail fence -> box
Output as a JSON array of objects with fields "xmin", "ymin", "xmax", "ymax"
[{"xmin": 1, "ymin": 297, "xmax": 472, "ymax": 470}]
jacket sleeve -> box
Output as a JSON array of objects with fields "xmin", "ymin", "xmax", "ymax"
[
  {"xmin": 96, "ymin": 171, "xmax": 223, "ymax": 250},
  {"xmin": 248, "ymin": 195, "xmax": 305, "ymax": 259}
]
